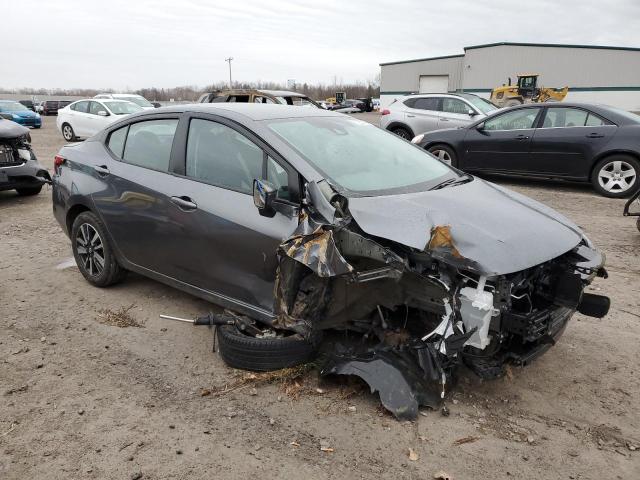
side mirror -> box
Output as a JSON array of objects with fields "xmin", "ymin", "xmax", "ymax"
[
  {"xmin": 468, "ymin": 109, "xmax": 477, "ymax": 116},
  {"xmin": 97, "ymin": 110, "xmax": 109, "ymax": 116},
  {"xmin": 253, "ymin": 179, "xmax": 277, "ymax": 217},
  {"xmin": 476, "ymin": 122, "xmax": 485, "ymax": 131}
]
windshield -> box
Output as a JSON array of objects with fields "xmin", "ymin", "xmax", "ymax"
[
  {"xmin": 267, "ymin": 117, "xmax": 455, "ymax": 195},
  {"xmin": 104, "ymin": 101, "xmax": 143, "ymax": 115},
  {"xmin": 461, "ymin": 94, "xmax": 498, "ymax": 114},
  {"xmin": 0, "ymin": 102, "xmax": 29, "ymax": 112},
  {"xmin": 121, "ymin": 96, "xmax": 153, "ymax": 108}
]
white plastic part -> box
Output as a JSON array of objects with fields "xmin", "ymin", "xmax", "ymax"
[{"xmin": 459, "ymin": 277, "xmax": 496, "ymax": 350}]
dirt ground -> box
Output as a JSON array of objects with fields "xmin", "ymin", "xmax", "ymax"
[{"xmin": 1, "ymin": 115, "xmax": 638, "ymax": 480}]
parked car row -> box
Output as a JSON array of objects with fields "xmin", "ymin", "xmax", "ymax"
[{"xmin": 0, "ymin": 100, "xmax": 42, "ymax": 128}]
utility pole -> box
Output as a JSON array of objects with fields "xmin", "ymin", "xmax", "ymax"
[{"xmin": 225, "ymin": 57, "xmax": 233, "ymax": 88}]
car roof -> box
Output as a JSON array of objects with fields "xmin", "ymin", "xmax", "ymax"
[
  {"xmin": 128, "ymin": 103, "xmax": 344, "ymax": 121},
  {"xmin": 257, "ymin": 89, "xmax": 307, "ymax": 98}
]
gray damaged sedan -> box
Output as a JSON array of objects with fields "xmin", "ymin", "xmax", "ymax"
[
  {"xmin": 0, "ymin": 119, "xmax": 50, "ymax": 196},
  {"xmin": 52, "ymin": 104, "xmax": 610, "ymax": 419}
]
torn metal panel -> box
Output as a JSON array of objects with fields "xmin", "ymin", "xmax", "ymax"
[{"xmin": 321, "ymin": 350, "xmax": 443, "ymax": 420}]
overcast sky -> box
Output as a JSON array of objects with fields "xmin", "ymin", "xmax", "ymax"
[{"xmin": 4, "ymin": 0, "xmax": 640, "ymax": 90}]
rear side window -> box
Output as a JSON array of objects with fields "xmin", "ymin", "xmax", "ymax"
[
  {"xmin": 72, "ymin": 101, "xmax": 89, "ymax": 113},
  {"xmin": 412, "ymin": 97, "xmax": 440, "ymax": 111},
  {"xmin": 186, "ymin": 119, "xmax": 263, "ymax": 194},
  {"xmin": 543, "ymin": 107, "xmax": 589, "ymax": 128},
  {"xmin": 107, "ymin": 126, "xmax": 127, "ymax": 158},
  {"xmin": 122, "ymin": 119, "xmax": 178, "ymax": 171},
  {"xmin": 585, "ymin": 113, "xmax": 607, "ymax": 126}
]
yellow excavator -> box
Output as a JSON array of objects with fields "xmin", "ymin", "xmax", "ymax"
[{"xmin": 490, "ymin": 74, "xmax": 569, "ymax": 108}]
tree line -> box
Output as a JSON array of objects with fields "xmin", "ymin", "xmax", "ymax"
[{"xmin": 0, "ymin": 79, "xmax": 380, "ymax": 102}]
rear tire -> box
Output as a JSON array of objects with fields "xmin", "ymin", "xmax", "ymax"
[
  {"xmin": 390, "ymin": 126, "xmax": 412, "ymax": 140},
  {"xmin": 62, "ymin": 123, "xmax": 76, "ymax": 141},
  {"xmin": 591, "ymin": 155, "xmax": 639, "ymax": 198},
  {"xmin": 428, "ymin": 144, "xmax": 458, "ymax": 168},
  {"xmin": 71, "ymin": 211, "xmax": 126, "ymax": 287},
  {"xmin": 217, "ymin": 325, "xmax": 318, "ymax": 371},
  {"xmin": 16, "ymin": 185, "xmax": 42, "ymax": 196}
]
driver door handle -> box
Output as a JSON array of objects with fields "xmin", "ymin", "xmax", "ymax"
[
  {"xmin": 515, "ymin": 134, "xmax": 529, "ymax": 140},
  {"xmin": 170, "ymin": 196, "xmax": 197, "ymax": 211},
  {"xmin": 586, "ymin": 132, "xmax": 604, "ymax": 138},
  {"xmin": 406, "ymin": 114, "xmax": 415, "ymax": 118},
  {"xmin": 93, "ymin": 165, "xmax": 110, "ymax": 175}
]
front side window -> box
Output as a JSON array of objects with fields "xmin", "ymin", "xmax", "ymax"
[
  {"xmin": 484, "ymin": 109, "xmax": 539, "ymax": 131},
  {"xmin": 442, "ymin": 98, "xmax": 470, "ymax": 114},
  {"xmin": 89, "ymin": 101, "xmax": 106, "ymax": 115},
  {"xmin": 186, "ymin": 119, "xmax": 263, "ymax": 194},
  {"xmin": 227, "ymin": 95, "xmax": 250, "ymax": 103},
  {"xmin": 122, "ymin": 119, "xmax": 178, "ymax": 171},
  {"xmin": 267, "ymin": 117, "xmax": 453, "ymax": 195},
  {"xmin": 254, "ymin": 96, "xmax": 275, "ymax": 104}
]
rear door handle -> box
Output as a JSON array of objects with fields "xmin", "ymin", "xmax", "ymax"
[
  {"xmin": 170, "ymin": 196, "xmax": 197, "ymax": 211},
  {"xmin": 93, "ymin": 165, "xmax": 110, "ymax": 175},
  {"xmin": 515, "ymin": 134, "xmax": 529, "ymax": 140},
  {"xmin": 586, "ymin": 133, "xmax": 604, "ymax": 138},
  {"xmin": 406, "ymin": 114, "xmax": 416, "ymax": 118}
]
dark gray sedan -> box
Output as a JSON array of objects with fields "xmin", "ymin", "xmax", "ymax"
[
  {"xmin": 412, "ymin": 102, "xmax": 640, "ymax": 198},
  {"xmin": 52, "ymin": 104, "xmax": 610, "ymax": 419}
]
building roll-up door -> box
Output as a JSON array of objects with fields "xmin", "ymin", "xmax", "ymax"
[{"xmin": 419, "ymin": 75, "xmax": 449, "ymax": 93}]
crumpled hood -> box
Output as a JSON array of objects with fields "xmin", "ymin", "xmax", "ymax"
[
  {"xmin": 0, "ymin": 119, "xmax": 29, "ymax": 139},
  {"xmin": 347, "ymin": 178, "xmax": 584, "ymax": 275}
]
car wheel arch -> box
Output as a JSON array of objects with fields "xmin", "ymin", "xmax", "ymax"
[
  {"xmin": 424, "ymin": 142, "xmax": 460, "ymax": 164},
  {"xmin": 386, "ymin": 122, "xmax": 415, "ymax": 138},
  {"xmin": 589, "ymin": 150, "xmax": 640, "ymax": 180},
  {"xmin": 65, "ymin": 204, "xmax": 91, "ymax": 235}
]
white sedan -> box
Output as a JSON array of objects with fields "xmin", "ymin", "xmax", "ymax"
[{"xmin": 56, "ymin": 99, "xmax": 143, "ymax": 141}]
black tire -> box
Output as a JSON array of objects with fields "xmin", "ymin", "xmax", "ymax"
[
  {"xmin": 71, "ymin": 211, "xmax": 126, "ymax": 287},
  {"xmin": 16, "ymin": 185, "xmax": 42, "ymax": 196},
  {"xmin": 61, "ymin": 123, "xmax": 76, "ymax": 141},
  {"xmin": 33, "ymin": 125, "xmax": 41, "ymax": 129},
  {"xmin": 391, "ymin": 126, "xmax": 412, "ymax": 140},
  {"xmin": 428, "ymin": 143, "xmax": 458, "ymax": 168},
  {"xmin": 591, "ymin": 155, "xmax": 640, "ymax": 198},
  {"xmin": 217, "ymin": 325, "xmax": 318, "ymax": 371}
]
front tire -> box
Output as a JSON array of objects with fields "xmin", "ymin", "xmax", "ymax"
[
  {"xmin": 71, "ymin": 211, "xmax": 125, "ymax": 287},
  {"xmin": 591, "ymin": 155, "xmax": 639, "ymax": 198},
  {"xmin": 16, "ymin": 185, "xmax": 42, "ymax": 196},
  {"xmin": 505, "ymin": 99, "xmax": 523, "ymax": 108},
  {"xmin": 428, "ymin": 144, "xmax": 458, "ymax": 167},
  {"xmin": 217, "ymin": 325, "xmax": 318, "ymax": 371},
  {"xmin": 62, "ymin": 123, "xmax": 76, "ymax": 141}
]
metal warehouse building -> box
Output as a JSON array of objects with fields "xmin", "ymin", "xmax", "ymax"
[{"xmin": 379, "ymin": 42, "xmax": 640, "ymax": 110}]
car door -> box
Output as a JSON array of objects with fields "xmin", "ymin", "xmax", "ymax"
[
  {"xmin": 405, "ymin": 97, "xmax": 442, "ymax": 134},
  {"xmin": 163, "ymin": 115, "xmax": 299, "ymax": 312},
  {"xmin": 462, "ymin": 107, "xmax": 542, "ymax": 172},
  {"xmin": 91, "ymin": 116, "xmax": 184, "ymax": 277},
  {"xmin": 88, "ymin": 101, "xmax": 112, "ymax": 136},
  {"xmin": 70, "ymin": 100, "xmax": 91, "ymax": 136},
  {"xmin": 440, "ymin": 98, "xmax": 477, "ymax": 129},
  {"xmin": 529, "ymin": 106, "xmax": 617, "ymax": 178}
]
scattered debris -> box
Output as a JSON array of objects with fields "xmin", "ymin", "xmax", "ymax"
[
  {"xmin": 131, "ymin": 472, "xmax": 143, "ymax": 480},
  {"xmin": 320, "ymin": 441, "xmax": 334, "ymax": 453},
  {"xmin": 452, "ymin": 436, "xmax": 480, "ymax": 446},
  {"xmin": 97, "ymin": 304, "xmax": 144, "ymax": 328},
  {"xmin": 347, "ymin": 406, "xmax": 357, "ymax": 413},
  {"xmin": 249, "ymin": 388, "xmax": 258, "ymax": 396},
  {"xmin": 290, "ymin": 441, "xmax": 300, "ymax": 447},
  {"xmin": 408, "ymin": 448, "xmax": 419, "ymax": 461},
  {"xmin": 4, "ymin": 385, "xmax": 28, "ymax": 396},
  {"xmin": 1, "ymin": 422, "xmax": 17, "ymax": 437},
  {"xmin": 200, "ymin": 389, "xmax": 211, "ymax": 397},
  {"xmin": 208, "ymin": 364, "xmax": 312, "ymax": 398}
]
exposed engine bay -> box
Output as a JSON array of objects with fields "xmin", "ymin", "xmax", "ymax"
[{"xmin": 265, "ymin": 179, "xmax": 610, "ymax": 419}]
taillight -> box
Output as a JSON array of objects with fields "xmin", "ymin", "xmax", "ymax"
[
  {"xmin": 54, "ymin": 155, "xmax": 65, "ymax": 173},
  {"xmin": 381, "ymin": 109, "xmax": 390, "ymax": 115}
]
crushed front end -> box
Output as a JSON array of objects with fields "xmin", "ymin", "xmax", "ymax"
[
  {"xmin": 0, "ymin": 120, "xmax": 50, "ymax": 192},
  {"xmin": 271, "ymin": 180, "xmax": 610, "ymax": 420}
]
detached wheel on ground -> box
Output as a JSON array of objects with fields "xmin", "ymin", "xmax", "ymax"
[
  {"xmin": 390, "ymin": 126, "xmax": 412, "ymax": 140},
  {"xmin": 16, "ymin": 185, "xmax": 42, "ymax": 196},
  {"xmin": 62, "ymin": 123, "xmax": 76, "ymax": 141},
  {"xmin": 591, "ymin": 155, "xmax": 639, "ymax": 198},
  {"xmin": 216, "ymin": 324, "xmax": 318, "ymax": 371},
  {"xmin": 427, "ymin": 144, "xmax": 458, "ymax": 167},
  {"xmin": 71, "ymin": 211, "xmax": 126, "ymax": 287}
]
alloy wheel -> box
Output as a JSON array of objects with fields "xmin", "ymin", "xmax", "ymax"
[
  {"xmin": 63, "ymin": 125, "xmax": 73, "ymax": 141},
  {"xmin": 431, "ymin": 149, "xmax": 452, "ymax": 165},
  {"xmin": 597, "ymin": 160, "xmax": 636, "ymax": 193},
  {"xmin": 76, "ymin": 223, "xmax": 105, "ymax": 277}
]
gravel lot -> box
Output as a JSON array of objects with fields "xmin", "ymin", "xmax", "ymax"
[{"xmin": 1, "ymin": 115, "xmax": 638, "ymax": 479}]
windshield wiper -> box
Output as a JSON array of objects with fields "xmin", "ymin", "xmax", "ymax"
[{"xmin": 430, "ymin": 174, "xmax": 473, "ymax": 191}]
